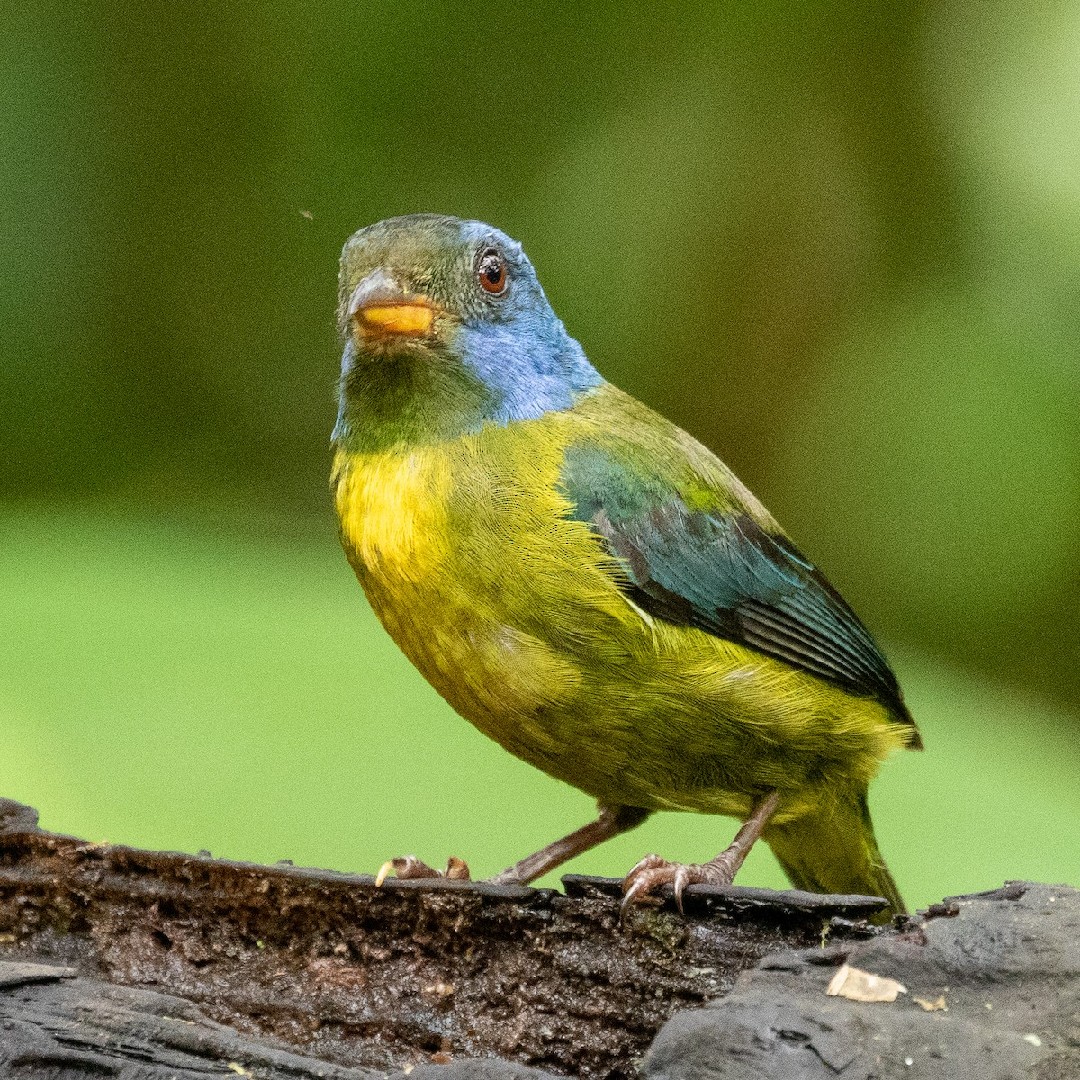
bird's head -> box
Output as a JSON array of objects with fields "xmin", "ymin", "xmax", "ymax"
[{"xmin": 334, "ymin": 215, "xmax": 600, "ymax": 449}]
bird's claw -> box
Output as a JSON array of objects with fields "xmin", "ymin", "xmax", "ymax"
[
  {"xmin": 374, "ymin": 855, "xmax": 472, "ymax": 886},
  {"xmin": 619, "ymin": 854, "xmax": 672, "ymax": 914},
  {"xmin": 620, "ymin": 852, "xmax": 737, "ymax": 917}
]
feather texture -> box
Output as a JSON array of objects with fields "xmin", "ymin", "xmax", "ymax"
[
  {"xmin": 331, "ymin": 214, "xmax": 919, "ymax": 916},
  {"xmin": 560, "ymin": 436, "xmax": 918, "ymax": 741}
]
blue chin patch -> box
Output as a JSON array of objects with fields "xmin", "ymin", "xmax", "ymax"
[{"xmin": 455, "ymin": 320, "xmax": 602, "ymax": 424}]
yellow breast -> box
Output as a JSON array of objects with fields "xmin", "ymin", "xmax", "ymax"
[{"xmin": 332, "ymin": 448, "xmax": 450, "ymax": 581}]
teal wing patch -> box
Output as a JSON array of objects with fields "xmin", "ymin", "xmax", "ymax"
[{"xmin": 561, "ymin": 444, "xmax": 917, "ymax": 737}]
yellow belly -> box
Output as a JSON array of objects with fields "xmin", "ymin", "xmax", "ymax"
[
  {"xmin": 332, "ymin": 437, "xmax": 590, "ymax": 747},
  {"xmin": 330, "ymin": 436, "xmax": 907, "ymax": 817},
  {"xmin": 332, "ymin": 447, "xmax": 451, "ymax": 583}
]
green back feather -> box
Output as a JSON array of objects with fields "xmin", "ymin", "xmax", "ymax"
[{"xmin": 559, "ymin": 388, "xmax": 918, "ymax": 741}]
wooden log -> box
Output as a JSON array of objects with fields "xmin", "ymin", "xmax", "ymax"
[{"xmin": 0, "ymin": 800, "xmax": 884, "ymax": 1078}]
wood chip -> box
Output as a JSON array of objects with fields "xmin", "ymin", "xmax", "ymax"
[
  {"xmin": 914, "ymin": 994, "xmax": 948, "ymax": 1012},
  {"xmin": 826, "ymin": 963, "xmax": 907, "ymax": 1003}
]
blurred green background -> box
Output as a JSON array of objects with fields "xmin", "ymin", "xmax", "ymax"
[{"xmin": 2, "ymin": 2, "xmax": 1077, "ymax": 909}]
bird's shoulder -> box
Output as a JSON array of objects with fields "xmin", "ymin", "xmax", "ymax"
[
  {"xmin": 562, "ymin": 382, "xmax": 776, "ymax": 526},
  {"xmin": 558, "ymin": 383, "xmax": 919, "ymax": 738}
]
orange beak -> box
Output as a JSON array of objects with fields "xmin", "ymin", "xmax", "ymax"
[
  {"xmin": 357, "ymin": 303, "xmax": 434, "ymax": 336},
  {"xmin": 347, "ymin": 270, "xmax": 437, "ymax": 338}
]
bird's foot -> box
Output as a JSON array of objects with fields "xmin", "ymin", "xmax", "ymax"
[
  {"xmin": 374, "ymin": 855, "xmax": 471, "ymax": 886},
  {"xmin": 620, "ymin": 851, "xmax": 740, "ymax": 916}
]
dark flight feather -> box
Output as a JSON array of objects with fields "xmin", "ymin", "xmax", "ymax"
[{"xmin": 561, "ymin": 446, "xmax": 919, "ymax": 743}]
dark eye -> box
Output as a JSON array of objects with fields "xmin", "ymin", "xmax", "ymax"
[{"xmin": 477, "ymin": 249, "xmax": 508, "ymax": 295}]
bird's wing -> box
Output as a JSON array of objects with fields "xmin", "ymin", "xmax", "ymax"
[{"xmin": 559, "ymin": 438, "xmax": 917, "ymax": 734}]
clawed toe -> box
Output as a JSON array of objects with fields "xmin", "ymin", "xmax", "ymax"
[
  {"xmin": 620, "ymin": 854, "xmax": 671, "ymax": 913},
  {"xmin": 620, "ymin": 854, "xmax": 736, "ymax": 916},
  {"xmin": 443, "ymin": 856, "xmax": 471, "ymax": 880},
  {"xmin": 374, "ymin": 855, "xmax": 472, "ymax": 886}
]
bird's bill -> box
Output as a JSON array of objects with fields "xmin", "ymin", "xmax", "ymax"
[
  {"xmin": 357, "ymin": 304, "xmax": 434, "ymax": 335},
  {"xmin": 347, "ymin": 270, "xmax": 438, "ymax": 337}
]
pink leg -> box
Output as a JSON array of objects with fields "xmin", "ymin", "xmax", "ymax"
[
  {"xmin": 375, "ymin": 804, "xmax": 650, "ymax": 886},
  {"xmin": 490, "ymin": 804, "xmax": 650, "ymax": 885},
  {"xmin": 621, "ymin": 790, "xmax": 781, "ymax": 915}
]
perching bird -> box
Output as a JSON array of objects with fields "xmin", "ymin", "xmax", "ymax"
[{"xmin": 331, "ymin": 214, "xmax": 920, "ymax": 918}]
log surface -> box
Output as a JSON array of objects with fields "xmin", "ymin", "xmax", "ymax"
[{"xmin": 0, "ymin": 799, "xmax": 883, "ymax": 1078}]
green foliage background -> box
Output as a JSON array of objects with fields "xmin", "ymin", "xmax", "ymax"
[{"xmin": 2, "ymin": 2, "xmax": 1077, "ymax": 906}]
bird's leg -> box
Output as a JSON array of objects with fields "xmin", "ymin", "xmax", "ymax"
[
  {"xmin": 488, "ymin": 804, "xmax": 651, "ymax": 885},
  {"xmin": 621, "ymin": 790, "xmax": 781, "ymax": 915},
  {"xmin": 373, "ymin": 804, "xmax": 650, "ymax": 887}
]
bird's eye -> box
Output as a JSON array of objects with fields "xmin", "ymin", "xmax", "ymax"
[{"xmin": 477, "ymin": 249, "xmax": 508, "ymax": 295}]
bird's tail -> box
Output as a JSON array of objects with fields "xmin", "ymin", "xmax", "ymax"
[{"xmin": 764, "ymin": 789, "xmax": 905, "ymax": 923}]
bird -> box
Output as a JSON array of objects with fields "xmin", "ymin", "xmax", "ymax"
[{"xmin": 331, "ymin": 213, "xmax": 920, "ymax": 919}]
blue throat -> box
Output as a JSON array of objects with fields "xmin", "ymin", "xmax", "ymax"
[
  {"xmin": 333, "ymin": 321, "xmax": 602, "ymax": 450},
  {"xmin": 454, "ymin": 319, "xmax": 601, "ymax": 424}
]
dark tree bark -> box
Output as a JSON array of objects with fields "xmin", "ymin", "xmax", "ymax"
[
  {"xmin": 0, "ymin": 799, "xmax": 884, "ymax": 1078},
  {"xmin": 5, "ymin": 801, "xmax": 1076, "ymax": 1079}
]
